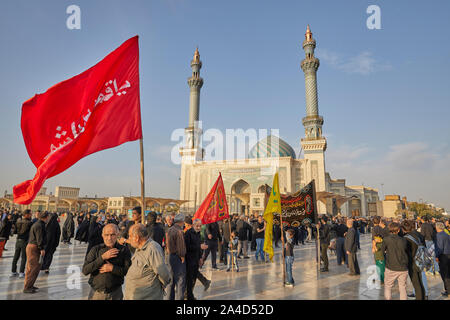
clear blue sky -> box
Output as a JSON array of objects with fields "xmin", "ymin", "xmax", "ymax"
[{"xmin": 0, "ymin": 0, "xmax": 449, "ymax": 210}]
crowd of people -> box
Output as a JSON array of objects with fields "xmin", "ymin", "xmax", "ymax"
[{"xmin": 0, "ymin": 206, "xmax": 449, "ymax": 300}]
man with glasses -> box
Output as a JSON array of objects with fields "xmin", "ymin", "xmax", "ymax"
[{"xmin": 82, "ymin": 223, "xmax": 131, "ymax": 300}]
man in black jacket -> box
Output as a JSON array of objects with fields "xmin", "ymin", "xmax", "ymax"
[
  {"xmin": 11, "ymin": 210, "xmax": 32, "ymax": 278},
  {"xmin": 380, "ymin": 222, "xmax": 409, "ymax": 300},
  {"xmin": 62, "ymin": 212, "xmax": 75, "ymax": 244},
  {"xmin": 318, "ymin": 216, "xmax": 331, "ymax": 272},
  {"xmin": 421, "ymin": 216, "xmax": 439, "ymax": 273},
  {"xmin": 82, "ymin": 223, "xmax": 131, "ymax": 300},
  {"xmin": 345, "ymin": 219, "xmax": 360, "ymax": 275},
  {"xmin": 401, "ymin": 220, "xmax": 426, "ymax": 300},
  {"xmin": 24, "ymin": 211, "xmax": 49, "ymax": 294},
  {"xmin": 147, "ymin": 211, "xmax": 164, "ymax": 247},
  {"xmin": 41, "ymin": 213, "xmax": 61, "ymax": 274},
  {"xmin": 236, "ymin": 215, "xmax": 252, "ymax": 259},
  {"xmin": 0, "ymin": 213, "xmax": 13, "ymax": 248},
  {"xmin": 335, "ymin": 218, "xmax": 348, "ymax": 266},
  {"xmin": 184, "ymin": 218, "xmax": 209, "ymax": 300},
  {"xmin": 202, "ymin": 221, "xmax": 221, "ymax": 269}
]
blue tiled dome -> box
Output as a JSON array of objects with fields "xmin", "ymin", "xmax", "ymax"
[{"xmin": 248, "ymin": 135, "xmax": 296, "ymax": 159}]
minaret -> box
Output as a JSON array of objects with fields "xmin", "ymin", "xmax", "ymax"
[
  {"xmin": 301, "ymin": 25, "xmax": 324, "ymax": 140},
  {"xmin": 187, "ymin": 48, "xmax": 203, "ymax": 133},
  {"xmin": 300, "ymin": 25, "xmax": 328, "ymax": 213},
  {"xmin": 179, "ymin": 48, "xmax": 205, "ymax": 212},
  {"xmin": 180, "ymin": 47, "xmax": 204, "ymax": 158}
]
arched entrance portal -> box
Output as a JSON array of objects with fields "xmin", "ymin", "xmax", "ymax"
[{"xmin": 231, "ymin": 179, "xmax": 250, "ymax": 216}]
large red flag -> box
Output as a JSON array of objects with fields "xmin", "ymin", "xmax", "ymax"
[
  {"xmin": 193, "ymin": 173, "xmax": 229, "ymax": 224},
  {"xmin": 13, "ymin": 36, "xmax": 142, "ymax": 204}
]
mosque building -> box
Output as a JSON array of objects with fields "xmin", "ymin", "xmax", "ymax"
[{"xmin": 179, "ymin": 26, "xmax": 379, "ymax": 217}]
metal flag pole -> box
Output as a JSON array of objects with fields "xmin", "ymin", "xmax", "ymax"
[{"xmin": 140, "ymin": 138, "xmax": 146, "ymax": 225}]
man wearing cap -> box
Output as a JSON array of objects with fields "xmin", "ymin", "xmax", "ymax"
[
  {"xmin": 166, "ymin": 213, "xmax": 187, "ymax": 300},
  {"xmin": 23, "ymin": 211, "xmax": 49, "ymax": 293}
]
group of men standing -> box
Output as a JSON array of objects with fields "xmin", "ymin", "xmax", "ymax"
[{"xmin": 81, "ymin": 207, "xmax": 213, "ymax": 300}]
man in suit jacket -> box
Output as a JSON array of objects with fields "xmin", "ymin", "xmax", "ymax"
[{"xmin": 345, "ymin": 218, "xmax": 360, "ymax": 275}]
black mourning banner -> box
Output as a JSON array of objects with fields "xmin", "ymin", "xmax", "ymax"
[{"xmin": 266, "ymin": 180, "xmax": 318, "ymax": 227}]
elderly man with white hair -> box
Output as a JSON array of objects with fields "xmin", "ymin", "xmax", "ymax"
[
  {"xmin": 82, "ymin": 223, "xmax": 132, "ymax": 300},
  {"xmin": 124, "ymin": 224, "xmax": 171, "ymax": 300},
  {"xmin": 184, "ymin": 217, "xmax": 209, "ymax": 300}
]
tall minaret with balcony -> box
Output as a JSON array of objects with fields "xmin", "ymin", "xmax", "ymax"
[
  {"xmin": 300, "ymin": 25, "xmax": 328, "ymax": 213},
  {"xmin": 180, "ymin": 48, "xmax": 204, "ymax": 161},
  {"xmin": 180, "ymin": 48, "xmax": 204, "ymax": 209}
]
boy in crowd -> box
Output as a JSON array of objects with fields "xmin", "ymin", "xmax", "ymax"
[
  {"xmin": 226, "ymin": 231, "xmax": 239, "ymax": 272},
  {"xmin": 285, "ymin": 229, "xmax": 295, "ymax": 287}
]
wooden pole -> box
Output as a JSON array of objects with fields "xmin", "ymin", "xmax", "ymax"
[
  {"xmin": 228, "ymin": 218, "xmax": 234, "ymax": 272},
  {"xmin": 279, "ymin": 212, "xmax": 286, "ymax": 285},
  {"xmin": 140, "ymin": 138, "xmax": 146, "ymax": 225},
  {"xmin": 311, "ymin": 179, "xmax": 321, "ymax": 276},
  {"xmin": 316, "ymin": 224, "xmax": 321, "ymax": 275}
]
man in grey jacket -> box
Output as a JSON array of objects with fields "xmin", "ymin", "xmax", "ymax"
[{"xmin": 124, "ymin": 224, "xmax": 171, "ymax": 300}]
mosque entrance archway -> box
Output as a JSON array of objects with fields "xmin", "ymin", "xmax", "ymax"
[
  {"xmin": 231, "ymin": 179, "xmax": 251, "ymax": 216},
  {"xmin": 349, "ymin": 197, "xmax": 362, "ymax": 217}
]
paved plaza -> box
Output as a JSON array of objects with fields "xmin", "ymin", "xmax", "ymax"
[{"xmin": 0, "ymin": 232, "xmax": 448, "ymax": 300}]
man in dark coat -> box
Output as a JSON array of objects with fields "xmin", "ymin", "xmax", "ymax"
[
  {"xmin": 86, "ymin": 216, "xmax": 104, "ymax": 258},
  {"xmin": 345, "ymin": 218, "xmax": 360, "ymax": 275},
  {"xmin": 11, "ymin": 210, "xmax": 33, "ymax": 277},
  {"xmin": 75, "ymin": 213, "xmax": 91, "ymax": 243},
  {"xmin": 236, "ymin": 215, "xmax": 252, "ymax": 258},
  {"xmin": 184, "ymin": 218, "xmax": 208, "ymax": 300},
  {"xmin": 318, "ymin": 216, "xmax": 331, "ymax": 272},
  {"xmin": 273, "ymin": 219, "xmax": 281, "ymax": 247},
  {"xmin": 401, "ymin": 220, "xmax": 426, "ymax": 300},
  {"xmin": 41, "ymin": 213, "xmax": 61, "ymax": 273},
  {"xmin": 76, "ymin": 213, "xmax": 85, "ymax": 227},
  {"xmin": 146, "ymin": 211, "xmax": 164, "ymax": 247},
  {"xmin": 0, "ymin": 213, "xmax": 13, "ymax": 248},
  {"xmin": 62, "ymin": 212, "xmax": 75, "ymax": 244},
  {"xmin": 202, "ymin": 221, "xmax": 221, "ymax": 269}
]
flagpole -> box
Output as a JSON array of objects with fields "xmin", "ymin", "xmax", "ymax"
[
  {"xmin": 228, "ymin": 219, "xmax": 234, "ymax": 272},
  {"xmin": 279, "ymin": 211, "xmax": 286, "ymax": 286},
  {"xmin": 312, "ymin": 180, "xmax": 320, "ymax": 277},
  {"xmin": 229, "ymin": 185, "xmax": 234, "ymax": 272},
  {"xmin": 140, "ymin": 138, "xmax": 146, "ymax": 225}
]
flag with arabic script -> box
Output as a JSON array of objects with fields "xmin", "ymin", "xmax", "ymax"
[
  {"xmin": 13, "ymin": 36, "xmax": 142, "ymax": 204},
  {"xmin": 194, "ymin": 173, "xmax": 229, "ymax": 225}
]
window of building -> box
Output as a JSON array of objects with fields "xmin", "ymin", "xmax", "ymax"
[
  {"xmin": 295, "ymin": 168, "xmax": 301, "ymax": 181},
  {"xmin": 118, "ymin": 201, "xmax": 122, "ymax": 206},
  {"xmin": 113, "ymin": 201, "xmax": 117, "ymax": 206},
  {"xmin": 253, "ymin": 198, "xmax": 260, "ymax": 207}
]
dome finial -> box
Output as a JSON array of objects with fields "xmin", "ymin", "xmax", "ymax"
[
  {"xmin": 193, "ymin": 47, "xmax": 200, "ymax": 63},
  {"xmin": 305, "ymin": 24, "xmax": 312, "ymax": 41}
]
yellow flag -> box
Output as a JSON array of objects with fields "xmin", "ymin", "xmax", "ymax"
[{"xmin": 263, "ymin": 172, "xmax": 281, "ymax": 262}]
